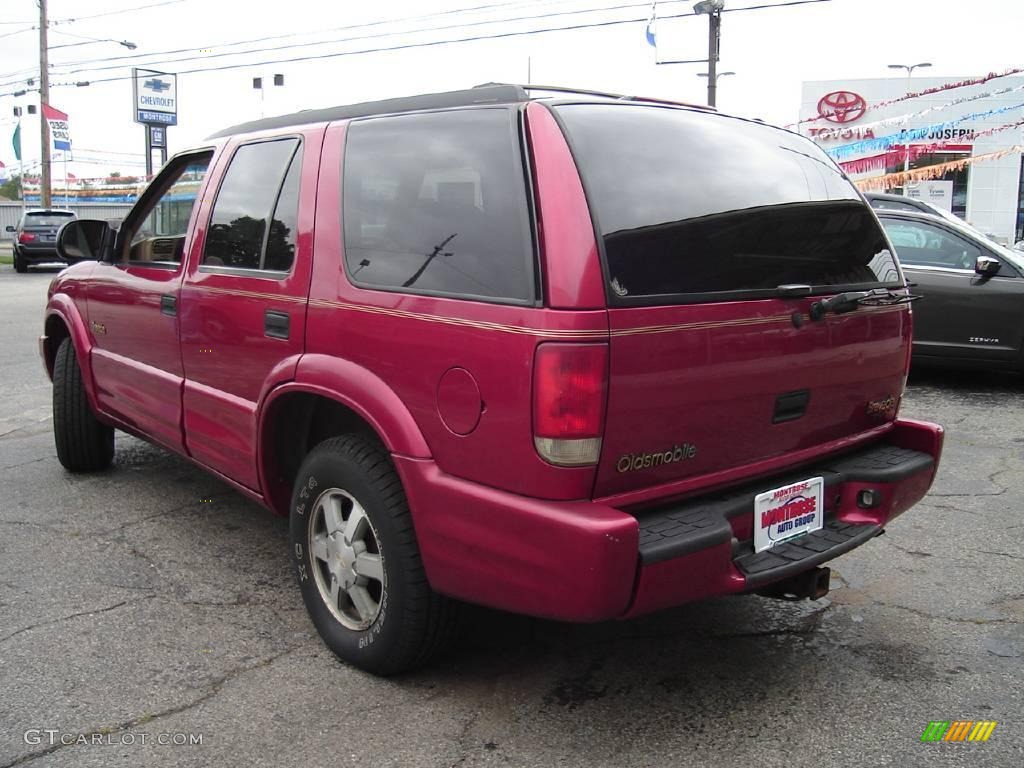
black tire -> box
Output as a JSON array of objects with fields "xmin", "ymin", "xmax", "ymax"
[
  {"xmin": 53, "ymin": 338, "xmax": 114, "ymax": 472},
  {"xmin": 290, "ymin": 435, "xmax": 460, "ymax": 675},
  {"xmin": 13, "ymin": 249, "xmax": 27, "ymax": 273}
]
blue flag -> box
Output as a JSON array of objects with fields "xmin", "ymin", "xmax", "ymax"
[
  {"xmin": 12, "ymin": 122, "xmax": 20, "ymax": 162},
  {"xmin": 646, "ymin": 2, "xmax": 657, "ymax": 47}
]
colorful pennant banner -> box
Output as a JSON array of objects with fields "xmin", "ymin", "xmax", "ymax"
[
  {"xmin": 838, "ymin": 118, "xmax": 1024, "ymax": 175},
  {"xmin": 826, "ymin": 102, "xmax": 1024, "ymax": 161},
  {"xmin": 847, "ymin": 83, "xmax": 1024, "ymax": 134},
  {"xmin": 853, "ymin": 146, "xmax": 1024, "ymax": 191}
]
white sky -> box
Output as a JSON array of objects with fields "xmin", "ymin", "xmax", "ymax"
[{"xmin": 0, "ymin": 0, "xmax": 1020, "ymax": 180}]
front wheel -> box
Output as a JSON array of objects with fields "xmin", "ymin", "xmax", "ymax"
[
  {"xmin": 289, "ymin": 435, "xmax": 460, "ymax": 675},
  {"xmin": 53, "ymin": 338, "xmax": 114, "ymax": 471}
]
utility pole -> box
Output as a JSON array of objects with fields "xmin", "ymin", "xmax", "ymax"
[
  {"xmin": 693, "ymin": 0, "xmax": 725, "ymax": 108},
  {"xmin": 38, "ymin": 0, "xmax": 51, "ymax": 208},
  {"xmin": 706, "ymin": 12, "xmax": 720, "ymax": 107}
]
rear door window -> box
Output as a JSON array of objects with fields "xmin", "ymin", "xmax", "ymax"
[
  {"xmin": 555, "ymin": 103, "xmax": 900, "ymax": 304},
  {"xmin": 202, "ymin": 138, "xmax": 301, "ymax": 273},
  {"xmin": 342, "ymin": 108, "xmax": 535, "ymax": 304}
]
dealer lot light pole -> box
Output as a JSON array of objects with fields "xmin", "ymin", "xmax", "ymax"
[
  {"xmin": 888, "ymin": 61, "xmax": 932, "ymax": 185},
  {"xmin": 697, "ymin": 70, "xmax": 734, "ymax": 104}
]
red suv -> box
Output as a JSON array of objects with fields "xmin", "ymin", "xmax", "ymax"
[{"xmin": 43, "ymin": 85, "xmax": 943, "ymax": 674}]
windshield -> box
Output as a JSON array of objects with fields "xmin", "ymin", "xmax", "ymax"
[
  {"xmin": 555, "ymin": 103, "xmax": 901, "ymax": 303},
  {"xmin": 23, "ymin": 212, "xmax": 75, "ymax": 227}
]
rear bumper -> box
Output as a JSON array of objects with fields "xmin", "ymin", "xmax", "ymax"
[
  {"xmin": 396, "ymin": 419, "xmax": 943, "ymax": 622},
  {"xmin": 17, "ymin": 244, "xmax": 63, "ymax": 263}
]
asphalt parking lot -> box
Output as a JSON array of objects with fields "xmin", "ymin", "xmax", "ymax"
[{"xmin": 1, "ymin": 264, "xmax": 1022, "ymax": 768}]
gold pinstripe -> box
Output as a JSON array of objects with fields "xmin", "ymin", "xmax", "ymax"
[
  {"xmin": 307, "ymin": 298, "xmax": 608, "ymax": 338},
  {"xmin": 189, "ymin": 285, "xmax": 908, "ymax": 339}
]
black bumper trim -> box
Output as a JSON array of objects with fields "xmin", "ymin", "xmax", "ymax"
[
  {"xmin": 633, "ymin": 439, "xmax": 933, "ymax": 566},
  {"xmin": 735, "ymin": 520, "xmax": 881, "ymax": 587}
]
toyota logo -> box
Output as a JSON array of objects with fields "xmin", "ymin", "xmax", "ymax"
[{"xmin": 817, "ymin": 91, "xmax": 867, "ymax": 124}]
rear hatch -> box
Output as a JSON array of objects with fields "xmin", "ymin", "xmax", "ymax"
[
  {"xmin": 21, "ymin": 211, "xmax": 75, "ymax": 246},
  {"xmin": 554, "ymin": 103, "xmax": 909, "ymax": 498}
]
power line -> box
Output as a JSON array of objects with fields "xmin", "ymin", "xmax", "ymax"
[
  {"xmin": 0, "ymin": 0, "xmax": 569, "ymax": 84},
  {"xmin": 5, "ymin": 7, "xmax": 700, "ymax": 94},
  {"xmin": 40, "ymin": 0, "xmax": 561, "ymax": 73},
  {"xmin": 50, "ymin": 0, "xmax": 189, "ymax": 25},
  {"xmin": 44, "ymin": 0, "xmax": 658, "ymax": 79},
  {"xmin": 724, "ymin": 0, "xmax": 833, "ymax": 11},
  {"xmin": 0, "ymin": 0, "xmax": 836, "ymax": 96}
]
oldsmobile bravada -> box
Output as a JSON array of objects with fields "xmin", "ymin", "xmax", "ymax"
[{"xmin": 43, "ymin": 84, "xmax": 943, "ymax": 674}]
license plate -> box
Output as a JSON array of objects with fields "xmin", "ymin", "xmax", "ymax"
[{"xmin": 753, "ymin": 476, "xmax": 824, "ymax": 553}]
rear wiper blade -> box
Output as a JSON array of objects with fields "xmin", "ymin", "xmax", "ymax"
[{"xmin": 809, "ymin": 289, "xmax": 921, "ymax": 320}]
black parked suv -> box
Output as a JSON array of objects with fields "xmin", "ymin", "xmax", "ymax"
[
  {"xmin": 6, "ymin": 209, "xmax": 77, "ymax": 273},
  {"xmin": 877, "ymin": 209, "xmax": 1024, "ymax": 371}
]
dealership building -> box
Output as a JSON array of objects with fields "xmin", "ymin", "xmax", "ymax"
[{"xmin": 799, "ymin": 75, "xmax": 1024, "ymax": 243}]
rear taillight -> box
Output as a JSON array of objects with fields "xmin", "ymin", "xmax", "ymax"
[
  {"xmin": 18, "ymin": 232, "xmax": 36, "ymax": 244},
  {"xmin": 533, "ymin": 343, "xmax": 608, "ymax": 466}
]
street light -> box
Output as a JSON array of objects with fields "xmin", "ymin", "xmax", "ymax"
[
  {"xmin": 693, "ymin": 0, "xmax": 726, "ymax": 107},
  {"xmin": 888, "ymin": 62, "xmax": 932, "ymax": 185},
  {"xmin": 49, "ymin": 36, "xmax": 137, "ymax": 51},
  {"xmin": 697, "ymin": 71, "xmax": 735, "ymax": 81}
]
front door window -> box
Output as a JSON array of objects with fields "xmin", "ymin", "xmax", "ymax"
[{"xmin": 125, "ymin": 154, "xmax": 212, "ymax": 265}]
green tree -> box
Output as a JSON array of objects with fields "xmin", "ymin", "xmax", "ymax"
[{"xmin": 0, "ymin": 173, "xmax": 22, "ymax": 201}]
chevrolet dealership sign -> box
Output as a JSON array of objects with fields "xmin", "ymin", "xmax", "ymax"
[{"xmin": 133, "ymin": 68, "xmax": 178, "ymax": 125}]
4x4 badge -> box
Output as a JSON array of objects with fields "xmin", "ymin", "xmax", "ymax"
[{"xmin": 90, "ymin": 321, "xmax": 107, "ymax": 335}]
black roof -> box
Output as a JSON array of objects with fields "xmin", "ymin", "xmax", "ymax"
[
  {"xmin": 206, "ymin": 84, "xmax": 529, "ymax": 139},
  {"xmin": 206, "ymin": 83, "xmax": 711, "ymax": 139}
]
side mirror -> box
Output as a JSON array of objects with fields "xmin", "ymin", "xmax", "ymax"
[
  {"xmin": 5, "ymin": 225, "xmax": 14, "ymax": 233},
  {"xmin": 975, "ymin": 255, "xmax": 1001, "ymax": 277},
  {"xmin": 56, "ymin": 219, "xmax": 113, "ymax": 264}
]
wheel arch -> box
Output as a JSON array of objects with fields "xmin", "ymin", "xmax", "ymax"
[
  {"xmin": 43, "ymin": 298, "xmax": 99, "ymax": 411},
  {"xmin": 257, "ymin": 358, "xmax": 431, "ymax": 515}
]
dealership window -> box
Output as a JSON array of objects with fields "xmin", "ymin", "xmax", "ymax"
[{"xmin": 886, "ymin": 149, "xmax": 968, "ymax": 219}]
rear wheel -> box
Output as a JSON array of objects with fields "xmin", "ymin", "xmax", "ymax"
[
  {"xmin": 289, "ymin": 435, "xmax": 460, "ymax": 675},
  {"xmin": 53, "ymin": 338, "xmax": 114, "ymax": 471},
  {"xmin": 13, "ymin": 249, "xmax": 27, "ymax": 273}
]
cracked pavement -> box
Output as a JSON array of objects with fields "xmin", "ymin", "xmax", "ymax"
[{"xmin": 1, "ymin": 267, "xmax": 1021, "ymax": 767}]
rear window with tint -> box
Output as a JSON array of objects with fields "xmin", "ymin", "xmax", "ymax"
[
  {"xmin": 342, "ymin": 108, "xmax": 535, "ymax": 304},
  {"xmin": 24, "ymin": 212, "xmax": 75, "ymax": 227},
  {"xmin": 555, "ymin": 104, "xmax": 900, "ymax": 303}
]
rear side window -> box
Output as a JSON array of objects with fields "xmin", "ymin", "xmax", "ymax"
[
  {"xmin": 555, "ymin": 104, "xmax": 900, "ymax": 304},
  {"xmin": 342, "ymin": 108, "xmax": 535, "ymax": 303},
  {"xmin": 203, "ymin": 138, "xmax": 301, "ymax": 272}
]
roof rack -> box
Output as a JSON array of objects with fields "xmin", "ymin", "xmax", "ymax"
[
  {"xmin": 206, "ymin": 84, "xmax": 528, "ymax": 139},
  {"xmin": 206, "ymin": 82, "xmax": 711, "ymax": 139},
  {"xmin": 484, "ymin": 82, "xmax": 714, "ymax": 111}
]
